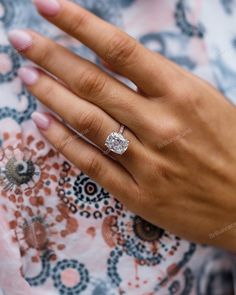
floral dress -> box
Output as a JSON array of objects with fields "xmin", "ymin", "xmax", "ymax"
[{"xmin": 0, "ymin": 0, "xmax": 235, "ymax": 294}]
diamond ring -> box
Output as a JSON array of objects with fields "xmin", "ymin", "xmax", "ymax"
[{"xmin": 104, "ymin": 125, "xmax": 130, "ymax": 155}]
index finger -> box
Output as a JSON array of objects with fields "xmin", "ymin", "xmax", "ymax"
[{"xmin": 33, "ymin": 0, "xmax": 178, "ymax": 96}]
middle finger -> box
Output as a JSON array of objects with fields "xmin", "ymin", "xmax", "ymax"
[
  {"xmin": 8, "ymin": 29, "xmax": 146, "ymax": 136},
  {"xmin": 19, "ymin": 66, "xmax": 142, "ymax": 170}
]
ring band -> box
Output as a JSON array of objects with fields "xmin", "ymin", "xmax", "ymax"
[{"xmin": 104, "ymin": 124, "xmax": 130, "ymax": 155}]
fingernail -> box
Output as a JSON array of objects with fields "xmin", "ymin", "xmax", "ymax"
[
  {"xmin": 31, "ymin": 112, "xmax": 51, "ymax": 130},
  {"xmin": 18, "ymin": 67, "xmax": 39, "ymax": 86},
  {"xmin": 8, "ymin": 29, "xmax": 32, "ymax": 52},
  {"xmin": 33, "ymin": 0, "xmax": 61, "ymax": 16}
]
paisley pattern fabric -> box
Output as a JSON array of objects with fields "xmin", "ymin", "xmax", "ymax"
[{"xmin": 0, "ymin": 0, "xmax": 235, "ymax": 294}]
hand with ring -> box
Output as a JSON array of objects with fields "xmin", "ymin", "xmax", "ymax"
[{"xmin": 8, "ymin": 0, "xmax": 236, "ymax": 251}]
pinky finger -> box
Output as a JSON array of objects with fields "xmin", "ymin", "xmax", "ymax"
[{"xmin": 31, "ymin": 111, "xmax": 137, "ymax": 200}]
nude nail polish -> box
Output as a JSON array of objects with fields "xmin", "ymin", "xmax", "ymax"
[
  {"xmin": 31, "ymin": 112, "xmax": 51, "ymax": 130},
  {"xmin": 8, "ymin": 30, "xmax": 32, "ymax": 52},
  {"xmin": 18, "ymin": 67, "xmax": 39, "ymax": 86},
  {"xmin": 33, "ymin": 0, "xmax": 61, "ymax": 17}
]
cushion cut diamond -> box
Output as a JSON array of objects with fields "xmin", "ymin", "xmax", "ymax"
[{"xmin": 105, "ymin": 132, "xmax": 129, "ymax": 155}]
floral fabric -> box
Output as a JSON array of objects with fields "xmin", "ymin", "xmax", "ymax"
[{"xmin": 0, "ymin": 0, "xmax": 235, "ymax": 294}]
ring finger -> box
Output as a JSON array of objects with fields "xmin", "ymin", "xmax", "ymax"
[{"xmin": 18, "ymin": 66, "xmax": 142, "ymax": 169}]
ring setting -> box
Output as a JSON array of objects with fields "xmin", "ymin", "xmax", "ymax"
[{"xmin": 104, "ymin": 125, "xmax": 129, "ymax": 155}]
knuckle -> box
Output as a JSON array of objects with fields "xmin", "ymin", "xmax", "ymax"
[
  {"xmin": 67, "ymin": 10, "xmax": 89, "ymax": 35},
  {"xmin": 167, "ymin": 71, "xmax": 188, "ymax": 95},
  {"xmin": 78, "ymin": 70, "xmax": 107, "ymax": 97},
  {"xmin": 188, "ymin": 92, "xmax": 204, "ymax": 109},
  {"xmin": 76, "ymin": 111, "xmax": 104, "ymax": 137},
  {"xmin": 174, "ymin": 87, "xmax": 191, "ymax": 103},
  {"xmin": 54, "ymin": 132, "xmax": 73, "ymax": 154},
  {"xmin": 104, "ymin": 32, "xmax": 137, "ymax": 66},
  {"xmin": 38, "ymin": 79, "xmax": 55, "ymax": 105},
  {"xmin": 35, "ymin": 44, "xmax": 54, "ymax": 68},
  {"xmin": 175, "ymin": 84, "xmax": 204, "ymax": 111},
  {"xmin": 171, "ymin": 79, "xmax": 195, "ymax": 104},
  {"xmin": 85, "ymin": 155, "xmax": 102, "ymax": 179}
]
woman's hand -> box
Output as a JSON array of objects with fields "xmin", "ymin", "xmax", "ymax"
[{"xmin": 8, "ymin": 0, "xmax": 236, "ymax": 251}]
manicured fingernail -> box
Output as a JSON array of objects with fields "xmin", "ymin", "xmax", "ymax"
[
  {"xmin": 31, "ymin": 112, "xmax": 51, "ymax": 130},
  {"xmin": 33, "ymin": 0, "xmax": 61, "ymax": 16},
  {"xmin": 18, "ymin": 67, "xmax": 39, "ymax": 86},
  {"xmin": 8, "ymin": 29, "xmax": 32, "ymax": 52}
]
